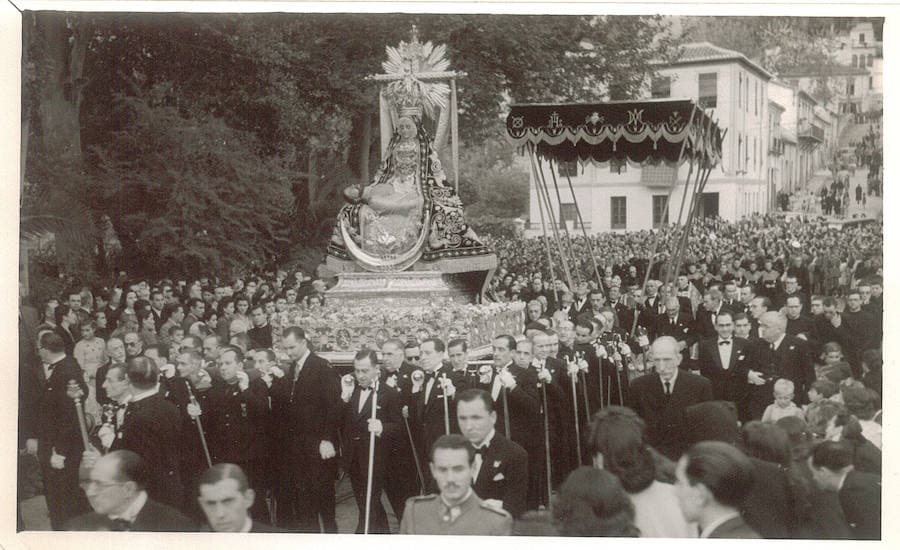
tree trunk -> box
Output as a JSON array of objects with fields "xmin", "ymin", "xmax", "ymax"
[{"xmin": 34, "ymin": 12, "xmax": 89, "ymax": 166}]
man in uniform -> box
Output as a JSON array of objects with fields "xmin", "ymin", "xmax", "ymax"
[{"xmin": 400, "ymin": 434, "xmax": 512, "ymax": 535}]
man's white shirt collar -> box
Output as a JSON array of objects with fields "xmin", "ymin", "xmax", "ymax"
[
  {"xmin": 699, "ymin": 510, "xmax": 741, "ymax": 538},
  {"xmin": 475, "ymin": 429, "xmax": 496, "ymax": 450},
  {"xmin": 130, "ymin": 385, "xmax": 159, "ymax": 403}
]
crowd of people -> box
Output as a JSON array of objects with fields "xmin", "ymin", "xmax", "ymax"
[{"xmin": 17, "ymin": 214, "xmax": 882, "ymax": 538}]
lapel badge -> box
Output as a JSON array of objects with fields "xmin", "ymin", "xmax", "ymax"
[{"xmin": 494, "ymin": 460, "xmax": 501, "ymax": 468}]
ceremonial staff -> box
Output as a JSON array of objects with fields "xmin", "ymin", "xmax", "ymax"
[
  {"xmin": 575, "ymin": 351, "xmax": 591, "ymax": 424},
  {"xmin": 500, "ymin": 366, "xmax": 511, "ymax": 438},
  {"xmin": 408, "ymin": 369, "xmax": 428, "ymax": 493},
  {"xmin": 185, "ymin": 379, "xmax": 212, "ymax": 468},
  {"xmin": 66, "ymin": 380, "xmax": 91, "ymax": 450},
  {"xmin": 539, "ymin": 370, "xmax": 552, "ymax": 507},
  {"xmin": 364, "ymin": 378, "xmax": 379, "ymax": 535},
  {"xmin": 440, "ymin": 372, "xmax": 451, "ymax": 435},
  {"xmin": 567, "ymin": 359, "xmax": 582, "ymax": 463}
]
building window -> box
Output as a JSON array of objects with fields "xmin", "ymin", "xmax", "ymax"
[
  {"xmin": 651, "ymin": 76, "xmax": 671, "ymax": 98},
  {"xmin": 869, "ymin": 76, "xmax": 874, "ymax": 90},
  {"xmin": 859, "ymin": 33, "xmax": 866, "ymax": 45},
  {"xmin": 754, "ymin": 81, "xmax": 759, "ymax": 115},
  {"xmin": 652, "ymin": 195, "xmax": 668, "ymax": 228},
  {"xmin": 559, "ymin": 203, "xmax": 577, "ymax": 226},
  {"xmin": 847, "ymin": 81, "xmax": 855, "ymax": 96},
  {"xmin": 611, "ymin": 197, "xmax": 626, "ymax": 229},
  {"xmin": 738, "ymin": 73, "xmax": 742, "ymax": 108},
  {"xmin": 852, "ymin": 54, "xmax": 858, "ymax": 67},
  {"xmin": 698, "ymin": 73, "xmax": 717, "ymax": 108},
  {"xmin": 558, "ymin": 160, "xmax": 578, "ymax": 178},
  {"xmin": 867, "ymin": 54, "xmax": 874, "ymax": 67},
  {"xmin": 737, "ymin": 134, "xmax": 742, "ymax": 172}
]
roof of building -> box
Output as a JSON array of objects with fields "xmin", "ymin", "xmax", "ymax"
[
  {"xmin": 661, "ymin": 42, "xmax": 772, "ymax": 79},
  {"xmin": 768, "ymin": 99, "xmax": 785, "ymax": 112},
  {"xmin": 779, "ymin": 63, "xmax": 869, "ymax": 78}
]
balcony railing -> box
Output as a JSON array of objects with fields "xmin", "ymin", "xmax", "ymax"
[{"xmin": 798, "ymin": 122, "xmax": 825, "ymax": 143}]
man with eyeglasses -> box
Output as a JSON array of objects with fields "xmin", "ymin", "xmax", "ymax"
[
  {"xmin": 67, "ymin": 450, "xmax": 194, "ymax": 531},
  {"xmin": 404, "ymin": 342, "xmax": 421, "ymax": 366},
  {"xmin": 122, "ymin": 332, "xmax": 144, "ymax": 360}
]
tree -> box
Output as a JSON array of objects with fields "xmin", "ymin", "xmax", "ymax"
[{"xmin": 88, "ymin": 93, "xmax": 293, "ymax": 278}]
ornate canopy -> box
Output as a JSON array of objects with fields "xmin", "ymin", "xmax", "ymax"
[{"xmin": 506, "ymin": 99, "xmax": 723, "ymax": 168}]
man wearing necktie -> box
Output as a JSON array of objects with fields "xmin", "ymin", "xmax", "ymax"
[
  {"xmin": 697, "ymin": 312, "xmax": 748, "ymax": 403},
  {"xmin": 654, "ymin": 298, "xmax": 697, "ymax": 365},
  {"xmin": 737, "ymin": 312, "xmax": 814, "ymax": 422},
  {"xmin": 627, "ymin": 337, "xmax": 713, "ymax": 460},
  {"xmin": 268, "ymin": 326, "xmax": 341, "ymax": 532},
  {"xmin": 338, "ymin": 350, "xmax": 402, "ymax": 533},
  {"xmin": 66, "ymin": 451, "xmax": 194, "ymax": 531},
  {"xmin": 26, "ymin": 331, "xmax": 91, "ymax": 529}
]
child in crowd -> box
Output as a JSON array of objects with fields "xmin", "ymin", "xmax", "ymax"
[
  {"xmin": 815, "ymin": 342, "xmax": 852, "ymax": 382},
  {"xmin": 806, "ymin": 379, "xmax": 838, "ymax": 412},
  {"xmin": 762, "ymin": 378, "xmax": 805, "ymax": 423}
]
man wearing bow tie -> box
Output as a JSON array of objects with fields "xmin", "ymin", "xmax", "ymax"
[
  {"xmin": 67, "ymin": 450, "xmax": 194, "ymax": 531},
  {"xmin": 408, "ymin": 338, "xmax": 468, "ymax": 476},
  {"xmin": 455, "ymin": 389, "xmax": 528, "ymax": 518},
  {"xmin": 26, "ymin": 332, "xmax": 91, "ymax": 529},
  {"xmin": 268, "ymin": 326, "xmax": 341, "ymax": 532},
  {"xmin": 338, "ymin": 350, "xmax": 402, "ymax": 533},
  {"xmin": 697, "ymin": 312, "xmax": 748, "ymax": 403}
]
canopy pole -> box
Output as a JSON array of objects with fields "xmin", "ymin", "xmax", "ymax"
[
  {"xmin": 631, "ymin": 105, "xmax": 698, "ymax": 337},
  {"xmin": 528, "ymin": 145, "xmax": 560, "ymax": 304},
  {"xmin": 564, "ymin": 171, "xmax": 603, "ymax": 291},
  {"xmin": 451, "ymin": 78, "xmax": 459, "ymax": 194},
  {"xmin": 530, "ymin": 149, "xmax": 576, "ymax": 294},
  {"xmin": 670, "ymin": 126, "xmax": 726, "ymax": 284},
  {"xmin": 664, "ymin": 118, "xmax": 712, "ymax": 284},
  {"xmin": 548, "ymin": 159, "xmax": 584, "ymax": 286}
]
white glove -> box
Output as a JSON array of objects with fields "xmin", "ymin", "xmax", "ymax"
[
  {"xmin": 747, "ymin": 370, "xmax": 766, "ymax": 385},
  {"xmin": 82, "ymin": 444, "xmax": 101, "ymax": 469},
  {"xmin": 402, "ymin": 405, "xmax": 409, "ymax": 419},
  {"xmin": 440, "ymin": 376, "xmax": 456, "ymax": 398},
  {"xmin": 341, "ymin": 375, "xmax": 355, "ymax": 403},
  {"xmin": 537, "ymin": 368, "xmax": 552, "ymax": 384},
  {"xmin": 319, "ymin": 440, "xmax": 336, "ymax": 460},
  {"xmin": 566, "ymin": 360, "xmax": 579, "ymax": 377},
  {"xmin": 593, "ymin": 343, "xmax": 608, "ymax": 359},
  {"xmin": 498, "ymin": 369, "xmax": 517, "ymax": 390},
  {"xmin": 160, "ymin": 363, "xmax": 176, "ymax": 379},
  {"xmin": 25, "ymin": 439, "xmax": 38, "ymax": 456},
  {"xmin": 236, "ymin": 371, "xmax": 250, "ymax": 392},
  {"xmin": 385, "ymin": 374, "xmax": 398, "ymax": 388},
  {"xmin": 50, "ymin": 448, "xmax": 65, "ymax": 470},
  {"xmin": 187, "ymin": 402, "xmax": 202, "ymax": 418},
  {"xmin": 194, "ymin": 369, "xmax": 212, "ymax": 391},
  {"xmin": 270, "ymin": 366, "xmax": 285, "ymax": 379},
  {"xmin": 411, "ymin": 371, "xmax": 425, "ymax": 393},
  {"xmin": 98, "ymin": 424, "xmax": 115, "ymax": 449},
  {"xmin": 577, "ymin": 358, "xmax": 589, "ymax": 373},
  {"xmin": 618, "ymin": 343, "xmax": 632, "ymax": 357},
  {"xmin": 478, "ymin": 366, "xmax": 493, "ymax": 385},
  {"xmin": 367, "ymin": 418, "xmax": 384, "ymax": 437}
]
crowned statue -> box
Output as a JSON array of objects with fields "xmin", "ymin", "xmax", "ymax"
[{"xmin": 327, "ymin": 27, "xmax": 496, "ymax": 296}]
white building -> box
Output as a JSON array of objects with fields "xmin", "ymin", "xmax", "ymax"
[{"xmin": 525, "ymin": 42, "xmax": 772, "ymax": 234}]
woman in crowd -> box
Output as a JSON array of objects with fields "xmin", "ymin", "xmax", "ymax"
[{"xmin": 552, "ymin": 467, "xmax": 640, "ymax": 537}]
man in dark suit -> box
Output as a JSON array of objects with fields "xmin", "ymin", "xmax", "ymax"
[
  {"xmin": 627, "ymin": 336, "xmax": 713, "ymax": 460},
  {"xmin": 653, "ymin": 298, "xmax": 698, "ymax": 366},
  {"xmin": 67, "ymin": 450, "xmax": 195, "ymax": 531},
  {"xmin": 696, "ymin": 312, "xmax": 749, "ymax": 403},
  {"xmin": 409, "ymin": 338, "xmax": 469, "ymax": 472},
  {"xmin": 784, "ymin": 295, "xmax": 816, "ymax": 340},
  {"xmin": 268, "ymin": 326, "xmax": 341, "ymax": 532},
  {"xmin": 721, "ymin": 282, "xmax": 745, "ymax": 315},
  {"xmin": 54, "ymin": 305, "xmax": 80, "ymax": 357},
  {"xmin": 107, "ymin": 356, "xmax": 184, "ymax": 509},
  {"xmin": 338, "ymin": 350, "xmax": 402, "ymax": 533},
  {"xmin": 737, "ymin": 312, "xmax": 815, "ymax": 421},
  {"xmin": 674, "ymin": 441, "xmax": 760, "ymax": 538},
  {"xmin": 379, "ymin": 338, "xmax": 421, "ymax": 518},
  {"xmin": 532, "ymin": 331, "xmax": 577, "ymax": 489},
  {"xmin": 809, "ymin": 441, "xmax": 881, "ymax": 540},
  {"xmin": 198, "ymin": 463, "xmax": 282, "ymax": 532},
  {"xmin": 456, "ymin": 389, "xmax": 528, "ymax": 519},
  {"xmin": 204, "ymin": 346, "xmax": 270, "ymax": 521},
  {"xmin": 25, "ymin": 332, "xmax": 90, "ymax": 529},
  {"xmin": 697, "ymin": 289, "xmax": 731, "ymax": 340}
]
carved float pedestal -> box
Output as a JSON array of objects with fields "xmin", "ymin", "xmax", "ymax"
[{"xmin": 325, "ymin": 271, "xmax": 472, "ymax": 306}]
